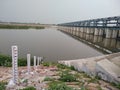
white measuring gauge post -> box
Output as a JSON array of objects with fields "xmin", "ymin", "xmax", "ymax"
[
  {"xmin": 34, "ymin": 56, "xmax": 37, "ymax": 70},
  {"xmin": 27, "ymin": 54, "xmax": 31, "ymax": 74},
  {"xmin": 37, "ymin": 57, "xmax": 40, "ymax": 66},
  {"xmin": 12, "ymin": 45, "xmax": 18, "ymax": 84}
]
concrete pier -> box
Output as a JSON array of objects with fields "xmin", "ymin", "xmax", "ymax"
[
  {"xmin": 112, "ymin": 30, "xmax": 118, "ymax": 38},
  {"xmin": 93, "ymin": 36, "xmax": 98, "ymax": 43},
  {"xmin": 104, "ymin": 39, "xmax": 111, "ymax": 47},
  {"xmin": 77, "ymin": 28, "xmax": 79, "ymax": 36},
  {"xmin": 118, "ymin": 30, "xmax": 120, "ymax": 37},
  {"xmin": 94, "ymin": 28, "xmax": 99, "ymax": 35},
  {"xmin": 83, "ymin": 28, "xmax": 86, "ymax": 33},
  {"xmin": 99, "ymin": 29, "xmax": 103, "ymax": 36},
  {"xmin": 90, "ymin": 28, "xmax": 94, "ymax": 34},
  {"xmin": 80, "ymin": 27, "xmax": 84, "ymax": 32},
  {"xmin": 86, "ymin": 28, "xmax": 90, "ymax": 34},
  {"xmin": 58, "ymin": 26, "xmax": 120, "ymax": 39},
  {"xmin": 106, "ymin": 29, "xmax": 112, "ymax": 38}
]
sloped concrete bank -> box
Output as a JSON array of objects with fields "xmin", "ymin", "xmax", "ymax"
[{"xmin": 58, "ymin": 52, "xmax": 120, "ymax": 84}]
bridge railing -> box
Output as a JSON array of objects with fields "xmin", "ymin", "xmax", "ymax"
[{"xmin": 58, "ymin": 16, "xmax": 120, "ymax": 28}]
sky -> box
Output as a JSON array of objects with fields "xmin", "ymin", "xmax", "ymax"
[{"xmin": 0, "ymin": 0, "xmax": 120, "ymax": 24}]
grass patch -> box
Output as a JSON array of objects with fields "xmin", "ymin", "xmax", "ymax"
[
  {"xmin": 47, "ymin": 81, "xmax": 74, "ymax": 90},
  {"xmin": 57, "ymin": 63, "xmax": 70, "ymax": 69},
  {"xmin": 110, "ymin": 82, "xmax": 120, "ymax": 89},
  {"xmin": 70, "ymin": 66, "xmax": 76, "ymax": 70},
  {"xmin": 0, "ymin": 54, "xmax": 12, "ymax": 67},
  {"xmin": 88, "ymin": 78, "xmax": 99, "ymax": 83},
  {"xmin": 59, "ymin": 70, "xmax": 77, "ymax": 82},
  {"xmin": 0, "ymin": 24, "xmax": 44, "ymax": 29},
  {"xmin": 42, "ymin": 62, "xmax": 51, "ymax": 67},
  {"xmin": 80, "ymin": 86, "xmax": 88, "ymax": 90},
  {"xmin": 0, "ymin": 82, "xmax": 7, "ymax": 90},
  {"xmin": 0, "ymin": 54, "xmax": 34, "ymax": 67},
  {"xmin": 44, "ymin": 77, "xmax": 54, "ymax": 81}
]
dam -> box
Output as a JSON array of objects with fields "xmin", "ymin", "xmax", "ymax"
[{"xmin": 57, "ymin": 16, "xmax": 120, "ymax": 53}]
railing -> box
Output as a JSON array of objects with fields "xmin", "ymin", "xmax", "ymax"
[{"xmin": 58, "ymin": 16, "xmax": 120, "ymax": 28}]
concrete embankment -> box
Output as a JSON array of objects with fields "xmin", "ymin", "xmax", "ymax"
[{"xmin": 58, "ymin": 52, "xmax": 120, "ymax": 84}]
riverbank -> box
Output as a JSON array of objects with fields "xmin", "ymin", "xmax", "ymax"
[
  {"xmin": 0, "ymin": 53, "xmax": 120, "ymax": 90},
  {"xmin": 0, "ymin": 62, "xmax": 120, "ymax": 90},
  {"xmin": 0, "ymin": 24, "xmax": 45, "ymax": 29}
]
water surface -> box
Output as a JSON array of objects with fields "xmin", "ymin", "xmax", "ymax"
[{"xmin": 0, "ymin": 28, "xmax": 103, "ymax": 61}]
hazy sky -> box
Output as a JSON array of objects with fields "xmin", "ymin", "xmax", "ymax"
[{"xmin": 0, "ymin": 0, "xmax": 120, "ymax": 24}]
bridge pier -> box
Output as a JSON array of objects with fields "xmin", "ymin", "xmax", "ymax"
[
  {"xmin": 58, "ymin": 26, "xmax": 119, "ymax": 39},
  {"xmin": 86, "ymin": 28, "xmax": 94, "ymax": 34},
  {"xmin": 86, "ymin": 28, "xmax": 90, "ymax": 34},
  {"xmin": 105, "ymin": 29, "xmax": 118, "ymax": 38},
  {"xmin": 94, "ymin": 28, "xmax": 99, "ymax": 35},
  {"xmin": 99, "ymin": 29, "xmax": 104, "ymax": 36},
  {"xmin": 74, "ymin": 27, "xmax": 77, "ymax": 36},
  {"xmin": 71, "ymin": 27, "xmax": 73, "ymax": 34},
  {"xmin": 89, "ymin": 34, "xmax": 94, "ymax": 40},
  {"xmin": 98, "ymin": 36, "xmax": 103, "ymax": 42},
  {"xmin": 112, "ymin": 30, "xmax": 118, "ymax": 38},
  {"xmin": 116, "ymin": 41, "xmax": 120, "ymax": 48},
  {"xmin": 83, "ymin": 28, "xmax": 86, "ymax": 33},
  {"xmin": 80, "ymin": 27, "xmax": 84, "ymax": 32},
  {"xmin": 69, "ymin": 27, "xmax": 71, "ymax": 33},
  {"xmin": 73, "ymin": 27, "xmax": 75, "ymax": 35},
  {"xmin": 105, "ymin": 29, "xmax": 112, "ymax": 38},
  {"xmin": 93, "ymin": 36, "xmax": 98, "ymax": 43},
  {"xmin": 110, "ymin": 39, "xmax": 116, "ymax": 48},
  {"xmin": 75, "ymin": 27, "xmax": 78, "ymax": 36},
  {"xmin": 118, "ymin": 30, "xmax": 120, "ymax": 37},
  {"xmin": 104, "ymin": 38, "xmax": 111, "ymax": 47},
  {"xmin": 90, "ymin": 28, "xmax": 94, "ymax": 34},
  {"xmin": 70, "ymin": 27, "xmax": 72, "ymax": 34},
  {"xmin": 76, "ymin": 27, "xmax": 80, "ymax": 36},
  {"xmin": 85, "ymin": 34, "xmax": 90, "ymax": 40}
]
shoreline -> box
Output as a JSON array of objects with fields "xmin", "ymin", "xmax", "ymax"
[{"xmin": 0, "ymin": 24, "xmax": 45, "ymax": 29}]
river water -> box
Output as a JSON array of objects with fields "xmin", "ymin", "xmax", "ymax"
[{"xmin": 0, "ymin": 28, "xmax": 103, "ymax": 61}]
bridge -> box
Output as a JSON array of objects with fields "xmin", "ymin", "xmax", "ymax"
[{"xmin": 58, "ymin": 16, "xmax": 120, "ymax": 38}]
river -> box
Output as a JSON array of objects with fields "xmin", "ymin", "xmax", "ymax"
[{"xmin": 0, "ymin": 28, "xmax": 103, "ymax": 61}]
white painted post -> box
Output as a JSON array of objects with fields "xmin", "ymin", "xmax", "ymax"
[
  {"xmin": 34, "ymin": 56, "xmax": 37, "ymax": 70},
  {"xmin": 12, "ymin": 45, "xmax": 18, "ymax": 84},
  {"xmin": 27, "ymin": 54, "xmax": 31, "ymax": 74},
  {"xmin": 37, "ymin": 57, "xmax": 40, "ymax": 66}
]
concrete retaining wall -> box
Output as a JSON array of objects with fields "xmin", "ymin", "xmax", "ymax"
[{"xmin": 58, "ymin": 52, "xmax": 120, "ymax": 84}]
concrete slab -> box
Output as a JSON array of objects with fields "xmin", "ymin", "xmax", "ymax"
[
  {"xmin": 96, "ymin": 59, "xmax": 120, "ymax": 83},
  {"xmin": 110, "ymin": 56, "xmax": 120, "ymax": 67},
  {"xmin": 58, "ymin": 52, "xmax": 120, "ymax": 83}
]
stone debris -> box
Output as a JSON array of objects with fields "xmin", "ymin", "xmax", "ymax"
[
  {"xmin": 0, "ymin": 52, "xmax": 120, "ymax": 90},
  {"xmin": 0, "ymin": 65, "xmax": 58, "ymax": 90},
  {"xmin": 86, "ymin": 83, "xmax": 99, "ymax": 90}
]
